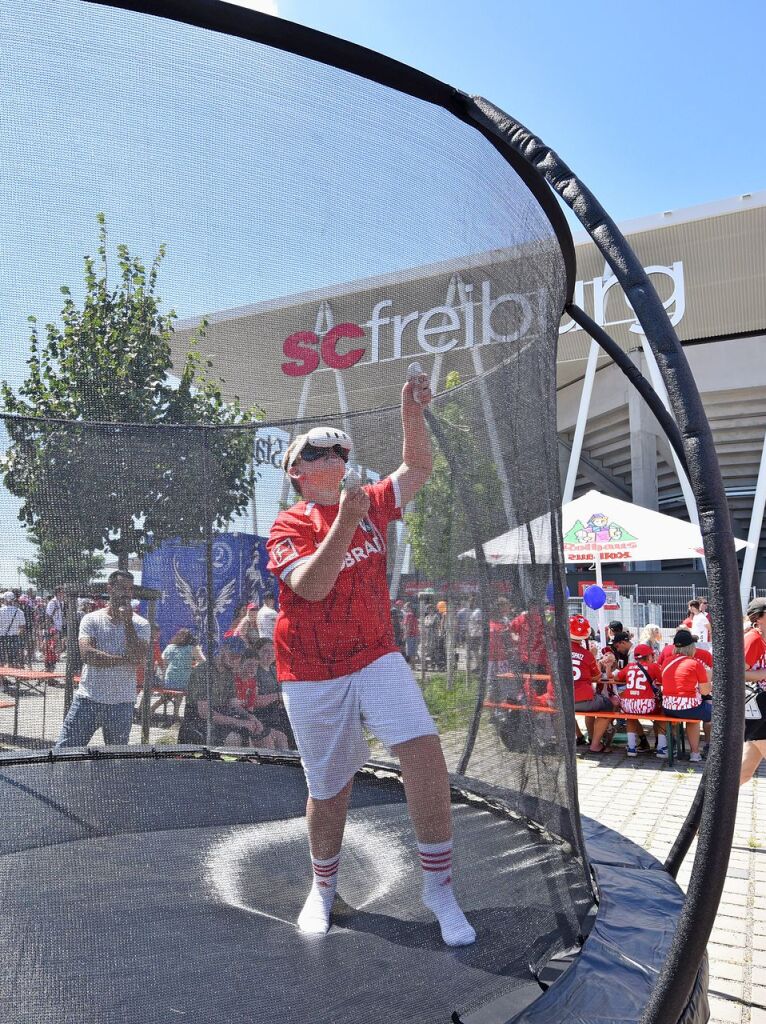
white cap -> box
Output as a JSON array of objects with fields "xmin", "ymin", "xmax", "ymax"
[{"xmin": 3, "ymin": 591, "xmax": 16, "ymax": 601}]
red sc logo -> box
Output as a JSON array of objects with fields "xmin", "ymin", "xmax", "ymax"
[{"xmin": 281, "ymin": 323, "xmax": 366, "ymax": 378}]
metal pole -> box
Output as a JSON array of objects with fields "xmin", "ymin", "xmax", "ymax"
[
  {"xmin": 563, "ymin": 338, "xmax": 600, "ymax": 504},
  {"xmin": 140, "ymin": 599, "xmax": 156, "ymax": 745},
  {"xmin": 203, "ymin": 427, "xmax": 216, "ymax": 746},
  {"xmin": 594, "ymin": 554, "xmax": 607, "ymax": 647},
  {"xmin": 63, "ymin": 592, "xmax": 78, "ymax": 714},
  {"xmin": 640, "ymin": 340, "xmax": 700, "ymax": 529},
  {"xmin": 739, "ymin": 428, "xmax": 766, "ymax": 608}
]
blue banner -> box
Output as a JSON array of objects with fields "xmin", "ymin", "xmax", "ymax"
[{"xmin": 142, "ymin": 533, "xmax": 275, "ymax": 650}]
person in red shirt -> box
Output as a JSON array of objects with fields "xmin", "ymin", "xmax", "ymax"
[
  {"xmin": 569, "ymin": 615, "xmax": 614, "ymax": 753},
  {"xmin": 657, "ymin": 639, "xmax": 713, "ymax": 671},
  {"xmin": 660, "ymin": 629, "xmax": 712, "ymax": 761},
  {"xmin": 740, "ymin": 598, "xmax": 766, "ymax": 785},
  {"xmin": 266, "ymin": 372, "xmax": 474, "ymax": 948},
  {"xmin": 614, "ymin": 644, "xmax": 665, "ymax": 758}
]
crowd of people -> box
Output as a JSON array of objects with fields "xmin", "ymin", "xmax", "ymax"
[{"xmin": 0, "ymin": 586, "xmax": 76, "ymax": 673}]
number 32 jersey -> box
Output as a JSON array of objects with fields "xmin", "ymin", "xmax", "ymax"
[{"xmin": 266, "ymin": 477, "xmax": 402, "ymax": 682}]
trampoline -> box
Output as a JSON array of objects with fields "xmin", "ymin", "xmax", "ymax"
[{"xmin": 0, "ymin": 2, "xmax": 745, "ymax": 1023}]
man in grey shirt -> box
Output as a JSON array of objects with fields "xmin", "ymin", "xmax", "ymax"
[{"xmin": 55, "ymin": 571, "xmax": 150, "ymax": 748}]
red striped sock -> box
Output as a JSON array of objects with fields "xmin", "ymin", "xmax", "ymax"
[
  {"xmin": 311, "ymin": 854, "xmax": 340, "ymax": 890},
  {"xmin": 418, "ymin": 839, "xmax": 476, "ymax": 947},
  {"xmin": 298, "ymin": 853, "xmax": 340, "ymax": 935},
  {"xmin": 418, "ymin": 840, "xmax": 453, "ymax": 887}
]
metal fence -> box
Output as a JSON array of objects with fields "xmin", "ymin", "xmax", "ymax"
[{"xmin": 571, "ymin": 585, "xmax": 766, "ymax": 634}]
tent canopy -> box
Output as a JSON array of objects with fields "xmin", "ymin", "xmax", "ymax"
[{"xmin": 461, "ymin": 489, "xmax": 748, "ymax": 565}]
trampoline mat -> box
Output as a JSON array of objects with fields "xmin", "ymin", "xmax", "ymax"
[{"xmin": 0, "ymin": 759, "xmax": 590, "ymax": 1024}]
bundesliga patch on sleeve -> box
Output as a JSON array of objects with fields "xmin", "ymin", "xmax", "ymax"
[{"xmin": 271, "ymin": 537, "xmax": 299, "ymax": 567}]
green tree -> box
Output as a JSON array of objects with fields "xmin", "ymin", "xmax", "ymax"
[
  {"xmin": 1, "ymin": 214, "xmax": 262, "ymax": 571},
  {"xmin": 21, "ymin": 530, "xmax": 105, "ymax": 593}
]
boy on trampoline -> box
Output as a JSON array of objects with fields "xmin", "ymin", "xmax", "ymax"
[{"xmin": 266, "ymin": 369, "xmax": 475, "ymax": 946}]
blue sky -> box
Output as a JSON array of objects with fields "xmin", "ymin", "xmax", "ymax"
[{"xmin": 239, "ymin": 0, "xmax": 764, "ymax": 225}]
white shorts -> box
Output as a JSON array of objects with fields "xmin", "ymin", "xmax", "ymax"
[{"xmin": 281, "ymin": 652, "xmax": 438, "ymax": 800}]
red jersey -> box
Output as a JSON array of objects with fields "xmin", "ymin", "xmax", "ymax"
[
  {"xmin": 615, "ymin": 661, "xmax": 661, "ymax": 701},
  {"xmin": 657, "ymin": 644, "xmax": 712, "ymax": 670},
  {"xmin": 571, "ymin": 640, "xmax": 600, "ymax": 703},
  {"xmin": 661, "ymin": 655, "xmax": 708, "ymax": 709},
  {"xmin": 266, "ymin": 477, "xmax": 401, "ymax": 681},
  {"xmin": 745, "ymin": 629, "xmax": 766, "ymax": 686},
  {"xmin": 510, "ymin": 610, "xmax": 550, "ymax": 670}
]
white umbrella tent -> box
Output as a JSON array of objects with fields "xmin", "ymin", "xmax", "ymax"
[{"xmin": 462, "ymin": 489, "xmax": 748, "ymax": 642}]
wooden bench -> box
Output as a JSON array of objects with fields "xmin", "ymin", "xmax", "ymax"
[
  {"xmin": 148, "ymin": 687, "xmax": 187, "ymax": 725},
  {"xmin": 484, "ymin": 701, "xmax": 705, "ymax": 767}
]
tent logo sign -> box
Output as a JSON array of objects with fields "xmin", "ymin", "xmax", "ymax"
[{"xmin": 563, "ymin": 513, "xmax": 639, "ymax": 562}]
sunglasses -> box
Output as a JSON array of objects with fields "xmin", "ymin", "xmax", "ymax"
[{"xmin": 300, "ymin": 444, "xmax": 349, "ymax": 463}]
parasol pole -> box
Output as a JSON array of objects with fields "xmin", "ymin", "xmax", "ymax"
[{"xmin": 594, "ymin": 549, "xmax": 607, "ymax": 647}]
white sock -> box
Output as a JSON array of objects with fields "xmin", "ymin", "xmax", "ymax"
[
  {"xmin": 627, "ymin": 736, "xmax": 637, "ymax": 751},
  {"xmin": 418, "ymin": 840, "xmax": 476, "ymax": 947},
  {"xmin": 657, "ymin": 735, "xmax": 667, "ymax": 750},
  {"xmin": 297, "ymin": 853, "xmax": 340, "ymax": 935}
]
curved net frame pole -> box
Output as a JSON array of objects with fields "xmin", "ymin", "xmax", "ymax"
[{"xmin": 463, "ymin": 96, "xmax": 744, "ymax": 1024}]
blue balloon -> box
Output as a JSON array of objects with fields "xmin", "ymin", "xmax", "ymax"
[
  {"xmin": 545, "ymin": 582, "xmax": 571, "ymax": 603},
  {"xmin": 583, "ymin": 585, "xmax": 606, "ymax": 610}
]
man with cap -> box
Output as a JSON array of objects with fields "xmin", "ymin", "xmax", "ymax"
[
  {"xmin": 740, "ymin": 597, "xmax": 766, "ymax": 785},
  {"xmin": 265, "ymin": 370, "xmax": 475, "ymax": 947},
  {"xmin": 657, "ymin": 628, "xmax": 713, "ymax": 672},
  {"xmin": 55, "ymin": 571, "xmax": 150, "ymax": 748},
  {"xmin": 233, "ymin": 601, "xmax": 261, "ymax": 650},
  {"xmin": 660, "ymin": 628, "xmax": 712, "ymax": 762},
  {"xmin": 0, "ymin": 591, "xmax": 25, "ymax": 668}
]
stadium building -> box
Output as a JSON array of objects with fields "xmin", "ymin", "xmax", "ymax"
[{"xmin": 172, "ymin": 190, "xmax": 766, "ymax": 600}]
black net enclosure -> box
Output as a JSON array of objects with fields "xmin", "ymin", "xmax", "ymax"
[{"xmin": 0, "ymin": 3, "xmax": 716, "ymax": 1024}]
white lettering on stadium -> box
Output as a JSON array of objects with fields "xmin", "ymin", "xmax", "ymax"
[{"xmin": 280, "ymin": 262, "xmax": 685, "ymax": 377}]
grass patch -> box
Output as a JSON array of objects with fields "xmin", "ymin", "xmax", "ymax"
[{"xmin": 420, "ymin": 672, "xmax": 478, "ymax": 733}]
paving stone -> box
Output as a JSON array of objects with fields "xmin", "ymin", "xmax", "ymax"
[
  {"xmin": 708, "ymin": 978, "xmax": 745, "ymax": 1000},
  {"xmin": 752, "ymin": 966, "xmax": 766, "ymax": 987},
  {"xmin": 707, "ymin": 942, "xmax": 743, "ymax": 962},
  {"xmin": 751, "ymin": 984, "xmax": 766, "ymax": 1006},
  {"xmin": 723, "ymin": 879, "xmax": 751, "ymax": 895},
  {"xmin": 708, "ymin": 961, "xmax": 745, "ymax": 982},
  {"xmin": 708, "ymin": 996, "xmax": 743, "ymax": 1022}
]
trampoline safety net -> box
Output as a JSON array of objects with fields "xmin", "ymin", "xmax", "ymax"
[{"xmin": 0, "ymin": 3, "xmax": 596, "ymax": 1023}]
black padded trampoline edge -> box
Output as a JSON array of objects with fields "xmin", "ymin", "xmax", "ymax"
[{"xmin": 504, "ymin": 859, "xmax": 709, "ymax": 1024}]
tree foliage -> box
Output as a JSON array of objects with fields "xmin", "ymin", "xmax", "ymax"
[
  {"xmin": 405, "ymin": 372, "xmax": 505, "ymax": 584},
  {"xmin": 21, "ymin": 531, "xmax": 105, "ymax": 593},
  {"xmin": 1, "ymin": 215, "xmax": 262, "ymax": 568}
]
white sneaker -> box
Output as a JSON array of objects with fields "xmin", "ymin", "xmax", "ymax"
[
  {"xmin": 626, "ymin": 749, "xmax": 638, "ymax": 758},
  {"xmin": 655, "ymin": 748, "xmax": 668, "ymax": 759},
  {"xmin": 689, "ymin": 752, "xmax": 702, "ymax": 763}
]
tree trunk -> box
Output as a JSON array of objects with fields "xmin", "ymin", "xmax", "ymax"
[{"xmin": 118, "ymin": 524, "xmax": 130, "ymax": 571}]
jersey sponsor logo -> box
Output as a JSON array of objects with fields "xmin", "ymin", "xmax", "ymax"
[
  {"xmin": 271, "ymin": 537, "xmax": 300, "ymax": 567},
  {"xmin": 342, "ymin": 536, "xmax": 385, "ymax": 569}
]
